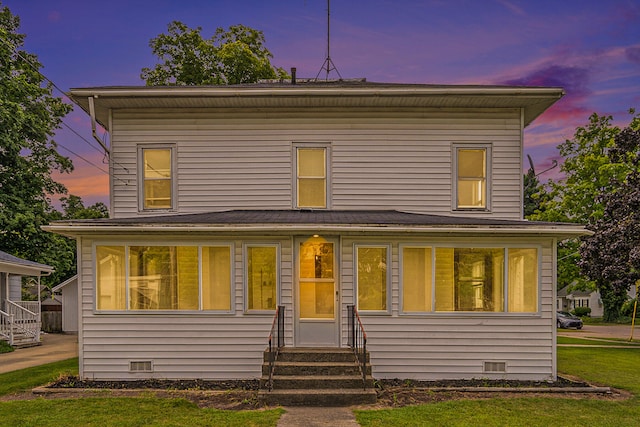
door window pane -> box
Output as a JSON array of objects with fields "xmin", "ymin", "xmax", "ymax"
[
  {"xmin": 202, "ymin": 247, "xmax": 231, "ymax": 310},
  {"xmin": 247, "ymin": 246, "xmax": 277, "ymax": 310},
  {"xmin": 96, "ymin": 246, "xmax": 126, "ymax": 310},
  {"xmin": 508, "ymin": 248, "xmax": 538, "ymax": 312},
  {"xmin": 457, "ymin": 148, "xmax": 486, "ymax": 208},
  {"xmin": 357, "ymin": 246, "xmax": 388, "ymax": 311},
  {"xmin": 299, "ymin": 240, "xmax": 334, "ymax": 319},
  {"xmin": 402, "ymin": 247, "xmax": 433, "ymax": 312}
]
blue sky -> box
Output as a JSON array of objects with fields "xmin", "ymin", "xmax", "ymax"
[{"xmin": 4, "ymin": 0, "xmax": 640, "ymax": 206}]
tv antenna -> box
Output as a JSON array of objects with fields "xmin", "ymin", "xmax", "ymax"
[{"xmin": 315, "ymin": 0, "xmax": 342, "ymax": 81}]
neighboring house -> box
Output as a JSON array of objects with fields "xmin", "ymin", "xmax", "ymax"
[
  {"xmin": 0, "ymin": 250, "xmax": 54, "ymax": 346},
  {"xmin": 52, "ymin": 275, "xmax": 79, "ymax": 333},
  {"xmin": 46, "ymin": 82, "xmax": 587, "ymax": 382},
  {"xmin": 557, "ymin": 285, "xmax": 603, "ymax": 317},
  {"xmin": 557, "ymin": 284, "xmax": 637, "ymax": 318}
]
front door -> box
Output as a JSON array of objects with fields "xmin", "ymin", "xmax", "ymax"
[{"xmin": 295, "ymin": 236, "xmax": 339, "ymax": 346}]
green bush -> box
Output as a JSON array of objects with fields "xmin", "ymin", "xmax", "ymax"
[
  {"xmin": 621, "ymin": 299, "xmax": 640, "ymax": 318},
  {"xmin": 572, "ymin": 306, "xmax": 592, "ymax": 317},
  {"xmin": 0, "ymin": 341, "xmax": 14, "ymax": 354}
]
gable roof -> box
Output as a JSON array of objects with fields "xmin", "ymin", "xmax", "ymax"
[
  {"xmin": 52, "ymin": 275, "xmax": 78, "ymax": 293},
  {"xmin": 0, "ymin": 250, "xmax": 54, "ymax": 276},
  {"xmin": 45, "ymin": 209, "xmax": 588, "ymax": 238},
  {"xmin": 68, "ymin": 82, "xmax": 564, "ymax": 130}
]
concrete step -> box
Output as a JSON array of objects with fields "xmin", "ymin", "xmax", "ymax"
[
  {"xmin": 264, "ymin": 374, "xmax": 374, "ymax": 390},
  {"xmin": 262, "ymin": 361, "xmax": 366, "ymax": 376},
  {"xmin": 258, "ymin": 388, "xmax": 377, "ymax": 406},
  {"xmin": 265, "ymin": 347, "xmax": 368, "ymax": 363}
]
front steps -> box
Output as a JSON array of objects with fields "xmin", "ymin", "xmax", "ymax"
[{"xmin": 259, "ymin": 347, "xmax": 377, "ymax": 406}]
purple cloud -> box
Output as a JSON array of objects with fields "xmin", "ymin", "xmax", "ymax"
[
  {"xmin": 626, "ymin": 47, "xmax": 640, "ymax": 64},
  {"xmin": 500, "ymin": 65, "xmax": 591, "ymax": 97}
]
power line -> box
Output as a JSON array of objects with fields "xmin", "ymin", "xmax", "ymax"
[{"xmin": 56, "ymin": 143, "xmax": 109, "ymax": 175}]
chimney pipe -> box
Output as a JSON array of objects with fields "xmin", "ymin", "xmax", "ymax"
[{"xmin": 291, "ymin": 67, "xmax": 297, "ymax": 85}]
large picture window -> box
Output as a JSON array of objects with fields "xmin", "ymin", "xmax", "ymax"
[
  {"xmin": 356, "ymin": 245, "xmax": 389, "ymax": 312},
  {"xmin": 95, "ymin": 244, "xmax": 232, "ymax": 311},
  {"xmin": 296, "ymin": 146, "xmax": 327, "ymax": 209},
  {"xmin": 401, "ymin": 246, "xmax": 539, "ymax": 314},
  {"xmin": 455, "ymin": 146, "xmax": 489, "ymax": 209},
  {"xmin": 140, "ymin": 147, "xmax": 174, "ymax": 210},
  {"xmin": 246, "ymin": 245, "xmax": 278, "ymax": 311}
]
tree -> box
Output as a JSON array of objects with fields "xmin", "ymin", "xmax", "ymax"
[
  {"xmin": 530, "ymin": 112, "xmax": 638, "ymax": 295},
  {"xmin": 0, "ymin": 4, "xmax": 72, "ymax": 269},
  {"xmin": 141, "ymin": 21, "xmax": 287, "ymax": 86},
  {"xmin": 579, "ymin": 123, "xmax": 640, "ymax": 321}
]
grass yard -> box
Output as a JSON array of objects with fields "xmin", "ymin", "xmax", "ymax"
[
  {"xmin": 0, "ymin": 359, "xmax": 282, "ymax": 427},
  {"xmin": 355, "ymin": 345, "xmax": 640, "ymax": 427},
  {"xmin": 2, "ymin": 343, "xmax": 640, "ymax": 426}
]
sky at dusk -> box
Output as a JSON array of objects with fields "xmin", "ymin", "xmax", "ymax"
[{"xmin": 3, "ymin": 0, "xmax": 640, "ymax": 207}]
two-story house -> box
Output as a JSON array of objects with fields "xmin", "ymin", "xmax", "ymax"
[{"xmin": 46, "ymin": 82, "xmax": 586, "ymax": 383}]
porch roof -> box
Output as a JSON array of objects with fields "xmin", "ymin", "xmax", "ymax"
[
  {"xmin": 0, "ymin": 250, "xmax": 54, "ymax": 276},
  {"xmin": 45, "ymin": 209, "xmax": 588, "ymax": 238}
]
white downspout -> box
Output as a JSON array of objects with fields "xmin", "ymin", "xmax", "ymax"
[{"xmin": 88, "ymin": 96, "xmax": 110, "ymax": 155}]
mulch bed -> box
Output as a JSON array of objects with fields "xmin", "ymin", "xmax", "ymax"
[{"xmin": 0, "ymin": 375, "xmax": 626, "ymax": 410}]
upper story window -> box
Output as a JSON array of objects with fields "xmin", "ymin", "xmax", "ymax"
[
  {"xmin": 295, "ymin": 145, "xmax": 328, "ymax": 209},
  {"xmin": 140, "ymin": 146, "xmax": 174, "ymax": 211},
  {"xmin": 454, "ymin": 145, "xmax": 490, "ymax": 210}
]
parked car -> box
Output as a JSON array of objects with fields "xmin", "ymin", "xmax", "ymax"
[{"xmin": 557, "ymin": 311, "xmax": 583, "ymax": 329}]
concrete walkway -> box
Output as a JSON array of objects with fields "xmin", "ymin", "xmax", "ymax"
[
  {"xmin": 277, "ymin": 407, "xmax": 360, "ymax": 427},
  {"xmin": 0, "ymin": 333, "xmax": 78, "ymax": 374}
]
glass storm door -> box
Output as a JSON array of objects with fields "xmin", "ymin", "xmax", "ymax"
[{"xmin": 295, "ymin": 236, "xmax": 339, "ymax": 346}]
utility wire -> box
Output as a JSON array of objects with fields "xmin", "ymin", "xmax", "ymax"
[{"xmin": 1, "ymin": 34, "xmax": 131, "ymax": 175}]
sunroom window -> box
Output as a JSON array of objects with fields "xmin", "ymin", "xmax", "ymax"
[
  {"xmin": 246, "ymin": 245, "xmax": 278, "ymax": 311},
  {"xmin": 95, "ymin": 244, "xmax": 231, "ymax": 311},
  {"xmin": 400, "ymin": 246, "xmax": 538, "ymax": 313},
  {"xmin": 356, "ymin": 245, "xmax": 389, "ymax": 312}
]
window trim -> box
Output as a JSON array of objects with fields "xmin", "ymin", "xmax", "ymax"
[
  {"xmin": 354, "ymin": 243, "xmax": 391, "ymax": 315},
  {"xmin": 138, "ymin": 144, "xmax": 177, "ymax": 212},
  {"xmin": 452, "ymin": 143, "xmax": 492, "ymax": 211},
  {"xmin": 243, "ymin": 243, "xmax": 281, "ymax": 314},
  {"xmin": 93, "ymin": 241, "xmax": 234, "ymax": 314},
  {"xmin": 399, "ymin": 243, "xmax": 541, "ymax": 315},
  {"xmin": 293, "ymin": 143, "xmax": 331, "ymax": 210}
]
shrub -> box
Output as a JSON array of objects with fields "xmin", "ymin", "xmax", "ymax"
[
  {"xmin": 0, "ymin": 341, "xmax": 14, "ymax": 354},
  {"xmin": 572, "ymin": 306, "xmax": 592, "ymax": 317},
  {"xmin": 621, "ymin": 299, "xmax": 640, "ymax": 318}
]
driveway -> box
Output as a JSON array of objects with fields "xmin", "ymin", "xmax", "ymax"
[
  {"xmin": 558, "ymin": 323, "xmax": 640, "ymax": 340},
  {"xmin": 0, "ymin": 333, "xmax": 78, "ymax": 374}
]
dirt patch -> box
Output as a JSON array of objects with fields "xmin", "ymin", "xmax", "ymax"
[{"xmin": 0, "ymin": 376, "xmax": 628, "ymax": 410}]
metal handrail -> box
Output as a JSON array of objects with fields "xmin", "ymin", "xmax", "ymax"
[
  {"xmin": 267, "ymin": 305, "xmax": 285, "ymax": 390},
  {"xmin": 347, "ymin": 304, "xmax": 368, "ymax": 388}
]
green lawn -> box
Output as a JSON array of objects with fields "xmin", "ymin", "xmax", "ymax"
[
  {"xmin": 2, "ymin": 345, "xmax": 640, "ymax": 426},
  {"xmin": 356, "ymin": 345, "xmax": 640, "ymax": 426},
  {"xmin": 557, "ymin": 336, "xmax": 640, "ymax": 346},
  {"xmin": 0, "ymin": 359, "xmax": 282, "ymax": 427}
]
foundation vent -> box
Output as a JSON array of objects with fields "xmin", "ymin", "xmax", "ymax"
[
  {"xmin": 129, "ymin": 360, "xmax": 153, "ymax": 372},
  {"xmin": 483, "ymin": 361, "xmax": 506, "ymax": 373}
]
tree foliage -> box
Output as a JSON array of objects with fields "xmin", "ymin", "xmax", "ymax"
[
  {"xmin": 530, "ymin": 112, "xmax": 639, "ymax": 297},
  {"xmin": 579, "ymin": 122, "xmax": 640, "ymax": 321},
  {"xmin": 141, "ymin": 21, "xmax": 287, "ymax": 86},
  {"xmin": 0, "ymin": 4, "xmax": 107, "ymax": 291}
]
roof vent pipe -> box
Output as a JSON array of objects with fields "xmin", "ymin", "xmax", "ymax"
[{"xmin": 291, "ymin": 67, "xmax": 296, "ymax": 85}]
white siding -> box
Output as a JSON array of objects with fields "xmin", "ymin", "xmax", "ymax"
[
  {"xmin": 341, "ymin": 236, "xmax": 555, "ymax": 381},
  {"xmin": 109, "ymin": 108, "xmax": 523, "ymax": 219},
  {"xmin": 78, "ymin": 235, "xmax": 293, "ymax": 380},
  {"xmin": 79, "ymin": 233, "xmax": 555, "ymax": 381}
]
